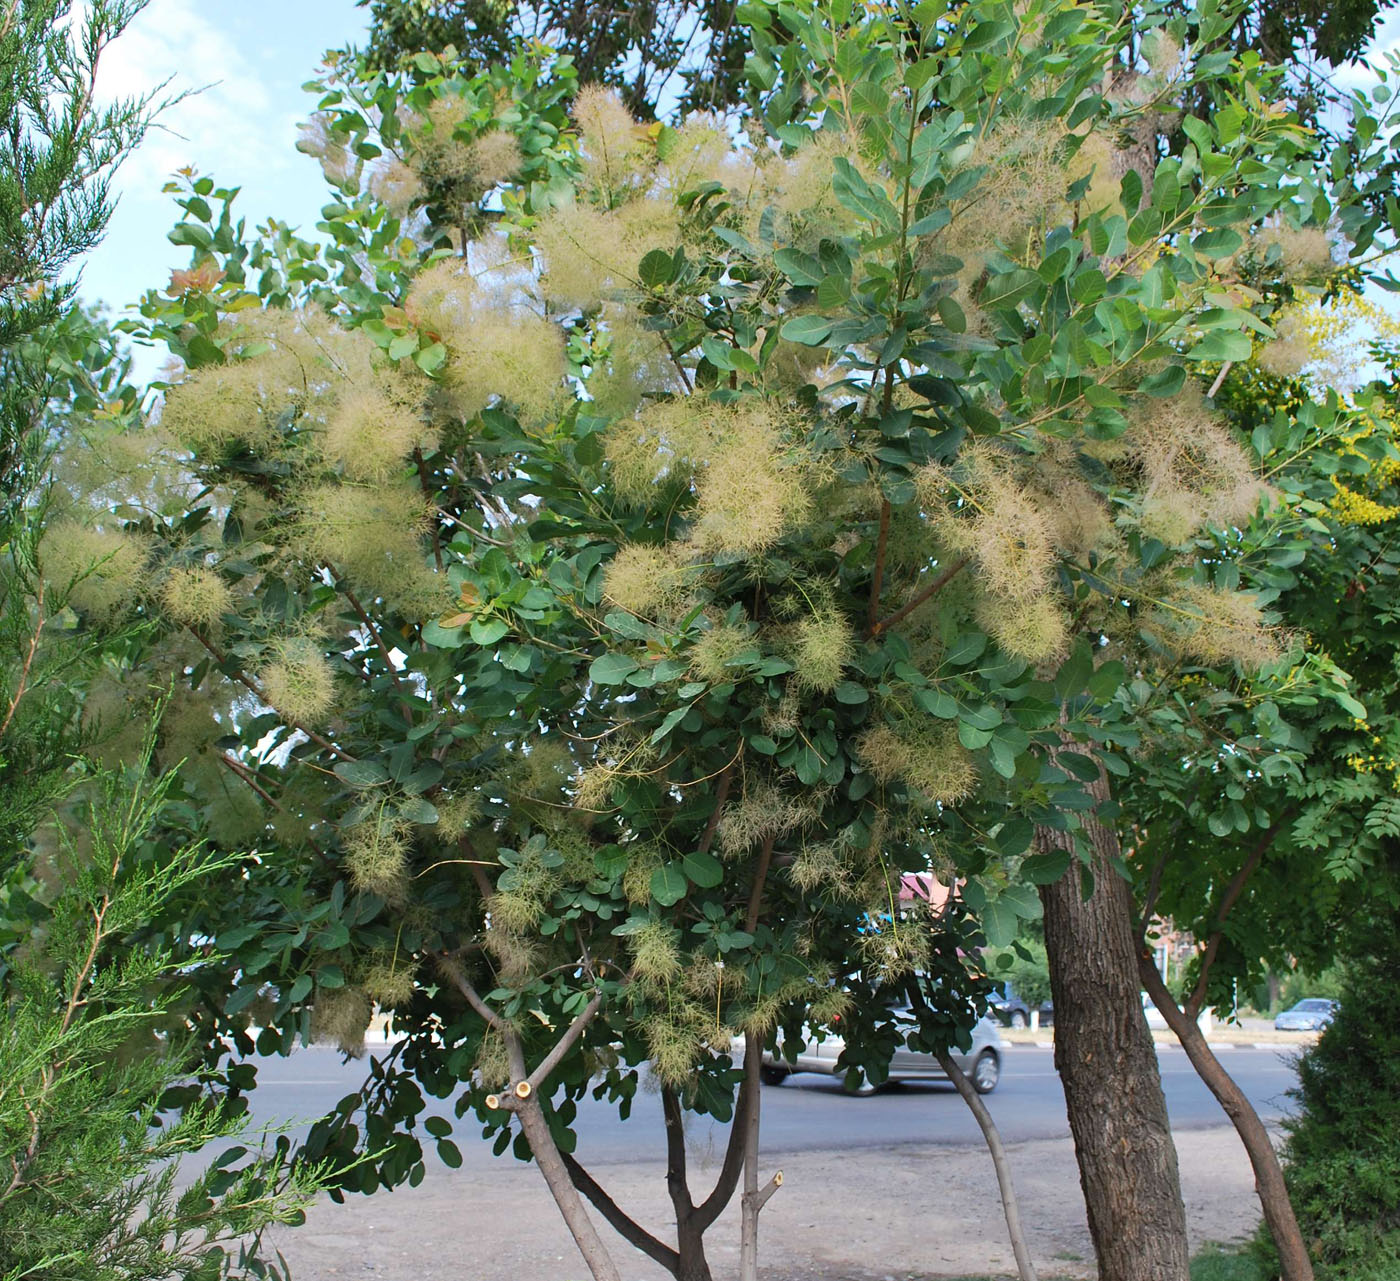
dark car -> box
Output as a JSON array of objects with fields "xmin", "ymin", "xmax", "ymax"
[
  {"xmin": 1274, "ymin": 998, "xmax": 1338, "ymax": 1031},
  {"xmin": 989, "ymin": 983, "xmax": 1053, "ymax": 1029}
]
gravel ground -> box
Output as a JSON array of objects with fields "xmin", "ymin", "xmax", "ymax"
[{"xmin": 267, "ymin": 1125, "xmax": 1263, "ymax": 1280}]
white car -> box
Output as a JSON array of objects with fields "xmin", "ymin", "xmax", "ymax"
[{"xmin": 759, "ymin": 1006, "xmax": 1004, "ymax": 1095}]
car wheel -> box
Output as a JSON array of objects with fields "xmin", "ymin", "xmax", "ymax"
[
  {"xmin": 971, "ymin": 1050, "xmax": 1000, "ymax": 1094},
  {"xmin": 759, "ymin": 1065, "xmax": 790, "ymax": 1087},
  {"xmin": 1008, "ymin": 1010, "xmax": 1028, "ymax": 1029}
]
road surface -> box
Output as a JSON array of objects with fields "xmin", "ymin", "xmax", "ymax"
[{"xmin": 234, "ymin": 1041, "xmax": 1301, "ymax": 1167}]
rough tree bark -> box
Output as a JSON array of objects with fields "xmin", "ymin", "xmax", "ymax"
[{"xmin": 1035, "ymin": 753, "xmax": 1190, "ymax": 1281}]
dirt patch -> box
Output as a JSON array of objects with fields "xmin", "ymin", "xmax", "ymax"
[{"xmin": 267, "ymin": 1126, "xmax": 1262, "ymax": 1280}]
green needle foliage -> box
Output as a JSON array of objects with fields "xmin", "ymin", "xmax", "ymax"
[
  {"xmin": 0, "ymin": 0, "xmax": 168, "ymax": 351},
  {"xmin": 0, "ymin": 739, "xmax": 330, "ymax": 1281}
]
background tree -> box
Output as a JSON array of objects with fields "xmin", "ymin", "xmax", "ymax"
[{"xmin": 354, "ymin": 0, "xmax": 752, "ymax": 116}]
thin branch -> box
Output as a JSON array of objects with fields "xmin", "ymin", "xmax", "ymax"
[
  {"xmin": 693, "ymin": 1064, "xmax": 755, "ymax": 1229},
  {"xmin": 187, "ymin": 628, "xmax": 357, "ymax": 763},
  {"xmin": 527, "ymin": 991, "xmax": 604, "ymax": 1091},
  {"xmin": 0, "ymin": 579, "xmax": 43, "ymax": 741},
  {"xmin": 744, "ymin": 831, "xmax": 777, "ymax": 935},
  {"xmin": 1185, "ymin": 820, "xmax": 1286, "ymax": 1019},
  {"xmin": 437, "ymin": 953, "xmax": 504, "ymax": 1031},
  {"xmin": 872, "ymin": 556, "xmax": 971, "ymax": 636},
  {"xmin": 696, "ymin": 757, "xmax": 737, "ymax": 856},
  {"xmin": 330, "ymin": 570, "xmax": 410, "ymax": 698},
  {"xmin": 1207, "ymin": 361, "xmax": 1234, "ymax": 399}
]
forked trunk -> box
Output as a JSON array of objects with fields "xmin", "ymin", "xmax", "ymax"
[{"xmin": 1036, "ymin": 763, "xmax": 1190, "ymax": 1281}]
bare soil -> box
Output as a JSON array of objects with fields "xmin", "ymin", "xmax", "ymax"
[{"xmin": 267, "ymin": 1125, "xmax": 1262, "ymax": 1280}]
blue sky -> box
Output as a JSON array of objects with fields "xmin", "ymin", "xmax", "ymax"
[{"xmin": 83, "ymin": 0, "xmax": 370, "ymax": 319}]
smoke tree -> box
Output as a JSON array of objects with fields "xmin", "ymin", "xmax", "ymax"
[{"xmin": 46, "ymin": 1, "xmax": 1371, "ymax": 1279}]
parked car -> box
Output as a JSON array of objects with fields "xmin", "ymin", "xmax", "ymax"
[
  {"xmin": 989, "ymin": 983, "xmax": 1053, "ymax": 1028},
  {"xmin": 1275, "ymin": 998, "xmax": 1338, "ymax": 1031},
  {"xmin": 760, "ymin": 1007, "xmax": 1004, "ymax": 1095}
]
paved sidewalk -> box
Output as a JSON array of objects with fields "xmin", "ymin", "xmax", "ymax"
[{"xmin": 266, "ymin": 1125, "xmax": 1264, "ymax": 1280}]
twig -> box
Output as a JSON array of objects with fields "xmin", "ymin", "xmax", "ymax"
[
  {"xmin": 0, "ymin": 579, "xmax": 43, "ymax": 741},
  {"xmin": 187, "ymin": 628, "xmax": 356, "ymax": 763},
  {"xmin": 872, "ymin": 556, "xmax": 971, "ymax": 635},
  {"xmin": 1207, "ymin": 361, "xmax": 1233, "ymax": 399},
  {"xmin": 413, "ymin": 448, "xmax": 443, "ymax": 570}
]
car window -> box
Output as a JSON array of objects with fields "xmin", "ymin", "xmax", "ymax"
[{"xmin": 1298, "ymin": 999, "xmax": 1328, "ymax": 1011}]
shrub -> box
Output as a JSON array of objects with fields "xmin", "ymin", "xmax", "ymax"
[{"xmin": 1254, "ymin": 941, "xmax": 1400, "ymax": 1277}]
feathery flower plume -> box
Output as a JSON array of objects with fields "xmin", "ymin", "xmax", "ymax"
[
  {"xmin": 631, "ymin": 920, "xmax": 683, "ymax": 986},
  {"xmin": 572, "ymin": 86, "xmax": 651, "ymax": 199},
  {"xmin": 312, "ymin": 984, "xmax": 374, "ymax": 1056},
  {"xmin": 293, "ymin": 479, "xmax": 430, "ymax": 602},
  {"xmin": 344, "ymin": 816, "xmax": 412, "ymax": 905},
  {"xmin": 1153, "ymin": 583, "xmax": 1283, "ymax": 670},
  {"xmin": 259, "ymin": 637, "xmax": 336, "ymax": 725},
  {"xmin": 691, "ymin": 403, "xmax": 814, "ymax": 555},
  {"xmin": 42, "ymin": 521, "xmax": 150, "ymax": 619},
  {"xmin": 532, "ymin": 198, "xmax": 680, "ymax": 309},
  {"xmin": 367, "ymin": 157, "xmax": 425, "ymax": 216},
  {"xmin": 1124, "ymin": 385, "xmax": 1265, "ymax": 543},
  {"xmin": 794, "ymin": 609, "xmax": 855, "ymax": 693},
  {"xmin": 160, "ymin": 565, "xmax": 233, "ymax": 629},
  {"xmin": 323, "ymin": 382, "xmax": 431, "ymax": 480},
  {"xmin": 977, "ymin": 593, "xmax": 1069, "ymax": 665},
  {"xmin": 363, "ymin": 955, "xmax": 418, "ymax": 1006},
  {"xmin": 688, "ymin": 622, "xmax": 755, "ymax": 683},
  {"xmin": 856, "ymin": 721, "xmax": 978, "ymax": 805},
  {"xmin": 604, "ymin": 542, "xmax": 687, "ymax": 616}
]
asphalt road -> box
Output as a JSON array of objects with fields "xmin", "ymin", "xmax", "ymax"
[{"xmin": 234, "ymin": 1041, "xmax": 1301, "ymax": 1170}]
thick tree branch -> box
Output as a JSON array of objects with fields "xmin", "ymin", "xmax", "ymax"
[
  {"xmin": 693, "ymin": 1063, "xmax": 755, "ymax": 1229},
  {"xmin": 560, "ymin": 1152, "xmax": 681, "ymax": 1272}
]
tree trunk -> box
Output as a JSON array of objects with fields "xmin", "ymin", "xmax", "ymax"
[
  {"xmin": 935, "ymin": 1048, "xmax": 1040, "ymax": 1281},
  {"xmin": 1139, "ymin": 958, "xmax": 1314, "ymax": 1281},
  {"xmin": 515, "ymin": 1093, "xmax": 624, "ymax": 1281},
  {"xmin": 738, "ymin": 1031, "xmax": 780, "ymax": 1281},
  {"xmin": 663, "ymin": 1086, "xmax": 716, "ymax": 1281},
  {"xmin": 1036, "ymin": 773, "xmax": 1190, "ymax": 1281}
]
